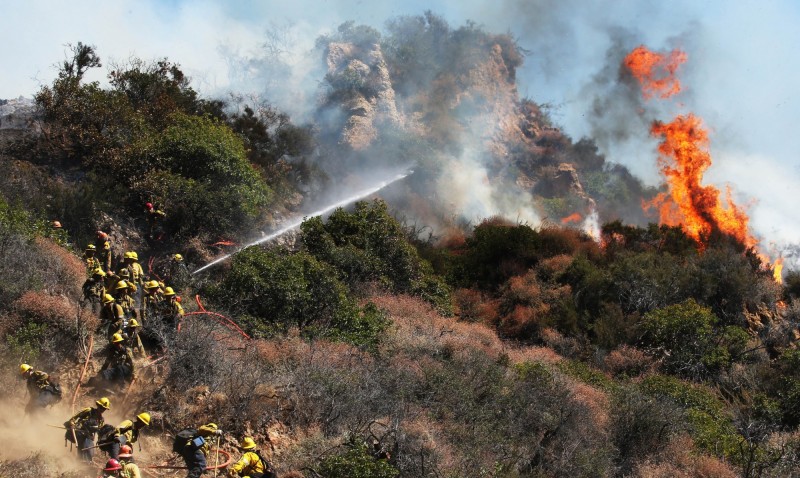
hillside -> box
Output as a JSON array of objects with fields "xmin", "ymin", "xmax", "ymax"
[{"xmin": 1, "ymin": 14, "xmax": 800, "ymax": 478}]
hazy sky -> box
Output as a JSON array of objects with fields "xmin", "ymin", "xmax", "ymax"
[{"xmin": 2, "ymin": 0, "xmax": 799, "ymax": 253}]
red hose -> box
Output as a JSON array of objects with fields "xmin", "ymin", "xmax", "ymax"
[
  {"xmin": 146, "ymin": 449, "xmax": 232, "ymax": 470},
  {"xmin": 71, "ymin": 334, "xmax": 94, "ymax": 413}
]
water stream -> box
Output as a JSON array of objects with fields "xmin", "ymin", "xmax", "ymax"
[{"xmin": 193, "ymin": 170, "xmax": 413, "ymax": 274}]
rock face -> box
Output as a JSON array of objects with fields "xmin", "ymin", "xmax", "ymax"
[
  {"xmin": 324, "ymin": 42, "xmax": 402, "ymax": 150},
  {"xmin": 0, "ymin": 97, "xmax": 36, "ymax": 130}
]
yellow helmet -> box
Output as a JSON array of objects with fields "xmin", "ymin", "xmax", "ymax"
[
  {"xmin": 173, "ymin": 253, "xmax": 183, "ymax": 262},
  {"xmin": 52, "ymin": 220, "xmax": 62, "ymax": 229},
  {"xmin": 130, "ymin": 251, "xmax": 139, "ymax": 261},
  {"xmin": 115, "ymin": 280, "xmax": 129, "ymax": 290},
  {"xmin": 118, "ymin": 268, "xmax": 131, "ymax": 278},
  {"xmin": 85, "ymin": 244, "xmax": 97, "ymax": 251},
  {"xmin": 123, "ymin": 251, "xmax": 133, "ymax": 260},
  {"xmin": 102, "ymin": 294, "xmax": 115, "ymax": 304},
  {"xmin": 96, "ymin": 397, "xmax": 111, "ymax": 410},
  {"xmin": 136, "ymin": 412, "xmax": 151, "ymax": 426},
  {"xmin": 127, "ymin": 318, "xmax": 140, "ymax": 328},
  {"xmin": 20, "ymin": 363, "xmax": 33, "ymax": 375},
  {"xmin": 92, "ymin": 268, "xmax": 106, "ymax": 277},
  {"xmin": 205, "ymin": 423, "xmax": 218, "ymax": 431},
  {"xmin": 145, "ymin": 280, "xmax": 160, "ymax": 289},
  {"xmin": 111, "ymin": 333, "xmax": 125, "ymax": 344},
  {"xmin": 163, "ymin": 287, "xmax": 176, "ymax": 296},
  {"xmin": 239, "ymin": 437, "xmax": 257, "ymax": 450}
]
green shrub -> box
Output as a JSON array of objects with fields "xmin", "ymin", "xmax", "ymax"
[
  {"xmin": 318, "ymin": 440, "xmax": 399, "ymax": 478},
  {"xmin": 640, "ymin": 299, "xmax": 743, "ymax": 379},
  {"xmin": 205, "ymin": 247, "xmax": 388, "ymax": 349},
  {"xmin": 301, "ymin": 200, "xmax": 451, "ymax": 314},
  {"xmin": 6, "ymin": 322, "xmax": 47, "ymax": 363},
  {"xmin": 639, "ymin": 375, "xmax": 741, "ymax": 459}
]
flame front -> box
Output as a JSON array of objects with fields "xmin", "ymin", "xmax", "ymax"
[
  {"xmin": 623, "ymin": 45, "xmax": 687, "ymax": 99},
  {"xmin": 774, "ymin": 258, "xmax": 784, "ymax": 284},
  {"xmin": 626, "ymin": 45, "xmax": 785, "ymax": 282},
  {"xmin": 561, "ymin": 212, "xmax": 582, "ymax": 224},
  {"xmin": 644, "ymin": 114, "xmax": 756, "ymax": 248}
]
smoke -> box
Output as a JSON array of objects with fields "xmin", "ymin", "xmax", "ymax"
[{"xmin": 2, "ymin": 0, "xmax": 799, "ymax": 250}]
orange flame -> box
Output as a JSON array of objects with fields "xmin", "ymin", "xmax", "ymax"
[
  {"xmin": 644, "ymin": 114, "xmax": 756, "ymax": 248},
  {"xmin": 561, "ymin": 213, "xmax": 583, "ymax": 224},
  {"xmin": 624, "ymin": 45, "xmax": 687, "ymax": 99},
  {"xmin": 773, "ymin": 258, "xmax": 784, "ymax": 284}
]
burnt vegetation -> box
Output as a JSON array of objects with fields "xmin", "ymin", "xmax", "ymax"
[{"xmin": 1, "ymin": 19, "xmax": 799, "ymax": 478}]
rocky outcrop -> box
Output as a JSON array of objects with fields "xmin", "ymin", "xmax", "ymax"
[{"xmin": 324, "ymin": 42, "xmax": 402, "ymax": 150}]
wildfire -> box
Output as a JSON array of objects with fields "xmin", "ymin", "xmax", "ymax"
[
  {"xmin": 623, "ymin": 45, "xmax": 687, "ymax": 99},
  {"xmin": 774, "ymin": 258, "xmax": 784, "ymax": 284},
  {"xmin": 561, "ymin": 212, "xmax": 582, "ymax": 224},
  {"xmin": 644, "ymin": 114, "xmax": 756, "ymax": 248},
  {"xmin": 627, "ymin": 46, "xmax": 783, "ymax": 282}
]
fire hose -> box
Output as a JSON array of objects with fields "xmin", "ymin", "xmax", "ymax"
[
  {"xmin": 145, "ymin": 449, "xmax": 232, "ymax": 470},
  {"xmin": 71, "ymin": 333, "xmax": 94, "ymax": 413}
]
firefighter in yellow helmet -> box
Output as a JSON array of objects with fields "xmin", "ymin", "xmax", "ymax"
[
  {"xmin": 122, "ymin": 318, "xmax": 146, "ymax": 357},
  {"xmin": 177, "ymin": 423, "xmax": 222, "ymax": 478},
  {"xmin": 141, "ymin": 280, "xmax": 163, "ymax": 322},
  {"xmin": 19, "ymin": 363, "xmax": 62, "ymax": 413},
  {"xmin": 84, "ymin": 244, "xmax": 102, "ymax": 276},
  {"xmin": 102, "ymin": 412, "xmax": 151, "ymax": 460},
  {"xmin": 114, "ymin": 280, "xmax": 137, "ymax": 322},
  {"xmin": 98, "ymin": 333, "xmax": 135, "ymax": 386},
  {"xmin": 228, "ymin": 436, "xmax": 276, "ymax": 478},
  {"xmin": 64, "ymin": 397, "xmax": 110, "ymax": 461},
  {"xmin": 100, "ymin": 293, "xmax": 126, "ymax": 340},
  {"xmin": 162, "ymin": 287, "xmax": 184, "ymax": 328},
  {"xmin": 122, "ymin": 251, "xmax": 145, "ymax": 289},
  {"xmin": 82, "ymin": 267, "xmax": 107, "ymax": 312}
]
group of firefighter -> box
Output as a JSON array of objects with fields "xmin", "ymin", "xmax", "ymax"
[
  {"xmin": 16, "ymin": 212, "xmax": 276, "ymax": 477},
  {"xmin": 18, "ymin": 372, "xmax": 275, "ymax": 477},
  {"xmin": 81, "ymin": 228, "xmax": 189, "ymax": 388}
]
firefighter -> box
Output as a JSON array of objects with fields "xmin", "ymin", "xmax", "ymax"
[
  {"xmin": 228, "ymin": 437, "xmax": 276, "ymax": 478},
  {"xmin": 95, "ymin": 231, "xmax": 113, "ymax": 272},
  {"xmin": 141, "ymin": 280, "xmax": 163, "ymax": 322},
  {"xmin": 52, "ymin": 220, "xmax": 62, "ymax": 230},
  {"xmin": 84, "ymin": 244, "xmax": 102, "ymax": 276},
  {"xmin": 145, "ymin": 202, "xmax": 166, "ymax": 240},
  {"xmin": 100, "ymin": 458, "xmax": 124, "ymax": 477},
  {"xmin": 98, "ymin": 333, "xmax": 135, "ymax": 385},
  {"xmin": 122, "ymin": 318, "xmax": 146, "ymax": 358},
  {"xmin": 117, "ymin": 412, "xmax": 151, "ymax": 447},
  {"xmin": 83, "ymin": 268, "xmax": 107, "ymax": 312},
  {"xmin": 101, "ymin": 412, "xmax": 150, "ymax": 460},
  {"xmin": 115, "ymin": 280, "xmax": 137, "ymax": 322},
  {"xmin": 122, "ymin": 251, "xmax": 145, "ymax": 290},
  {"xmin": 162, "ymin": 287, "xmax": 184, "ymax": 328},
  {"xmin": 65, "ymin": 397, "xmax": 110, "ymax": 462},
  {"xmin": 100, "ymin": 294, "xmax": 125, "ymax": 340},
  {"xmin": 165, "ymin": 253, "xmax": 190, "ymax": 290},
  {"xmin": 19, "ymin": 363, "xmax": 62, "ymax": 413},
  {"xmin": 178, "ymin": 423, "xmax": 222, "ymax": 478},
  {"xmin": 118, "ymin": 445, "xmax": 142, "ymax": 478}
]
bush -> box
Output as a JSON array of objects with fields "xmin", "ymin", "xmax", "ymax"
[
  {"xmin": 318, "ymin": 440, "xmax": 399, "ymax": 478},
  {"xmin": 301, "ymin": 200, "xmax": 451, "ymax": 314},
  {"xmin": 205, "ymin": 246, "xmax": 389, "ymax": 349},
  {"xmin": 640, "ymin": 299, "xmax": 746, "ymax": 379}
]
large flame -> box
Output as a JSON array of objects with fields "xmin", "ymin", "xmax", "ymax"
[
  {"xmin": 644, "ymin": 114, "xmax": 756, "ymax": 248},
  {"xmin": 623, "ymin": 45, "xmax": 687, "ymax": 99},
  {"xmin": 626, "ymin": 46, "xmax": 783, "ymax": 282},
  {"xmin": 774, "ymin": 257, "xmax": 784, "ymax": 284}
]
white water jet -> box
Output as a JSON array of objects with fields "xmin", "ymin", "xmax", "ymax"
[{"xmin": 193, "ymin": 170, "xmax": 413, "ymax": 274}]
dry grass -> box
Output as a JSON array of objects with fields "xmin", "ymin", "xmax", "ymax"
[{"xmin": 633, "ymin": 435, "xmax": 738, "ymax": 478}]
